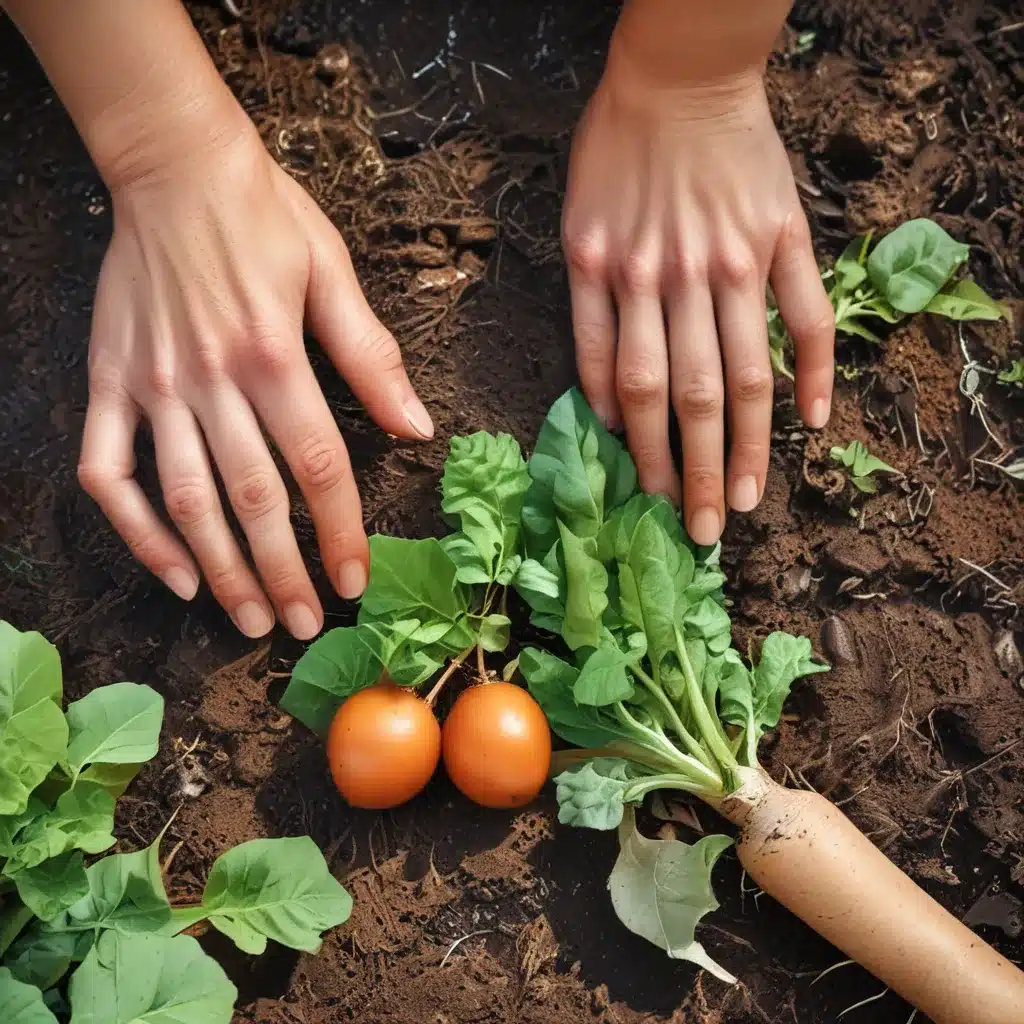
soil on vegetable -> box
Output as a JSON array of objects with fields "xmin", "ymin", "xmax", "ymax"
[{"xmin": 2, "ymin": 1, "xmax": 1023, "ymax": 1021}]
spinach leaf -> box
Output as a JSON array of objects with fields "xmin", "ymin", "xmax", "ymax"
[
  {"xmin": 832, "ymin": 235, "xmax": 869, "ymax": 293},
  {"xmin": 0, "ymin": 700, "xmax": 68, "ymax": 819},
  {"xmin": 0, "ymin": 624, "xmax": 62, "ymax": 719},
  {"xmin": 513, "ymin": 557, "xmax": 564, "ymax": 629},
  {"xmin": 63, "ymin": 683, "xmax": 163, "ymax": 781},
  {"xmin": 751, "ymin": 633, "xmax": 829, "ymax": 734},
  {"xmin": 608, "ymin": 808, "xmax": 735, "ymax": 984},
  {"xmin": 924, "ymin": 278, "xmax": 1006, "ymax": 321},
  {"xmin": 280, "ymin": 625, "xmax": 382, "ymax": 735},
  {"xmin": 573, "ymin": 644, "xmax": 637, "ymax": 707},
  {"xmin": 7, "ymin": 785, "xmax": 116, "ymax": 872},
  {"xmin": 67, "ymin": 932, "xmax": 236, "ymax": 1024},
  {"xmin": 522, "ymin": 389, "xmax": 635, "ymax": 560},
  {"xmin": 867, "ymin": 219, "xmax": 970, "ymax": 313},
  {"xmin": 169, "ymin": 837, "xmax": 352, "ymax": 955},
  {"xmin": 477, "ymin": 614, "xmax": 511, "ymax": 654},
  {"xmin": 557, "ymin": 523, "xmax": 608, "ymax": 650},
  {"xmin": 441, "ymin": 431, "xmax": 529, "ymax": 582},
  {"xmin": 0, "ymin": 966, "xmax": 57, "ymax": 1024},
  {"xmin": 4, "ymin": 929, "xmax": 86, "ymax": 992},
  {"xmin": 555, "ymin": 759, "xmax": 636, "ymax": 830},
  {"xmin": 360, "ymin": 536, "xmax": 468, "ymax": 623}
]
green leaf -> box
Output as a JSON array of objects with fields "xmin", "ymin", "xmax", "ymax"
[
  {"xmin": 76, "ymin": 762, "xmax": 144, "ymax": 801},
  {"xmin": 833, "ymin": 236, "xmax": 869, "ymax": 293},
  {"xmin": 608, "ymin": 807, "xmax": 735, "ymax": 983},
  {"xmin": 67, "ymin": 932, "xmax": 236, "ymax": 1024},
  {"xmin": 44, "ymin": 836, "xmax": 171, "ymax": 940},
  {"xmin": 751, "ymin": 633, "xmax": 829, "ymax": 734},
  {"xmin": 360, "ymin": 536, "xmax": 468, "ymax": 624},
  {"xmin": 4, "ymin": 928, "xmax": 87, "ymax": 991},
  {"xmin": 0, "ymin": 623, "xmax": 62, "ymax": 719},
  {"xmin": 478, "ymin": 614, "xmax": 511, "ymax": 654},
  {"xmin": 519, "ymin": 648, "xmax": 630, "ymax": 750},
  {"xmin": 829, "ymin": 441, "xmax": 897, "ymax": 480},
  {"xmin": 64, "ymin": 683, "xmax": 163, "ymax": 778},
  {"xmin": 173, "ymin": 837, "xmax": 352, "ymax": 955},
  {"xmin": 998, "ymin": 360, "xmax": 1024, "ymax": 386},
  {"xmin": 555, "ymin": 759, "xmax": 634, "ymax": 830},
  {"xmin": 441, "ymin": 432, "xmax": 530, "ymax": 581},
  {"xmin": 0, "ymin": 967, "xmax": 58, "ymax": 1024},
  {"xmin": 513, "ymin": 557, "xmax": 564, "ymax": 628},
  {"xmin": 924, "ymin": 278, "xmax": 1006, "ymax": 322},
  {"xmin": 8, "ymin": 783, "xmax": 116, "ymax": 871},
  {"xmin": 10, "ymin": 852, "xmax": 90, "ymax": 923},
  {"xmin": 280, "ymin": 625, "xmax": 382, "ymax": 735},
  {"xmin": 439, "ymin": 535, "xmax": 492, "ymax": 585},
  {"xmin": 834, "ymin": 316, "xmax": 884, "ymax": 344},
  {"xmin": 557, "ymin": 523, "xmax": 608, "ymax": 651},
  {"xmin": 623, "ymin": 510, "xmax": 683, "ymax": 671},
  {"xmin": 573, "ymin": 644, "xmax": 636, "ymax": 707},
  {"xmin": 522, "ymin": 389, "xmax": 636, "ymax": 560},
  {"xmin": 867, "ymin": 219, "xmax": 971, "ymax": 313},
  {"xmin": 0, "ymin": 700, "xmax": 69, "ymax": 818}
]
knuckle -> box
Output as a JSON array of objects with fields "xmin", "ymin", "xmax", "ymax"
[
  {"xmin": 665, "ymin": 250, "xmax": 707, "ymax": 288},
  {"xmin": 77, "ymin": 460, "xmax": 110, "ymax": 498},
  {"xmin": 204, "ymin": 564, "xmax": 247, "ymax": 602},
  {"xmin": 260, "ymin": 565, "xmax": 306, "ymax": 597},
  {"xmin": 793, "ymin": 305, "xmax": 836, "ymax": 342},
  {"xmin": 191, "ymin": 339, "xmax": 228, "ymax": 382},
  {"xmin": 146, "ymin": 364, "xmax": 178, "ymax": 401},
  {"xmin": 296, "ymin": 433, "xmax": 346, "ymax": 492},
  {"xmin": 249, "ymin": 325, "xmax": 296, "ymax": 376},
  {"xmin": 355, "ymin": 325, "xmax": 403, "ymax": 374},
  {"xmin": 729, "ymin": 438, "xmax": 767, "ymax": 464},
  {"xmin": 676, "ymin": 374, "xmax": 724, "ymax": 420},
  {"xmin": 715, "ymin": 248, "xmax": 758, "ymax": 288},
  {"xmin": 618, "ymin": 251, "xmax": 660, "ymax": 295},
  {"xmin": 564, "ymin": 227, "xmax": 609, "ymax": 280},
  {"xmin": 731, "ymin": 365, "xmax": 774, "ymax": 403},
  {"xmin": 126, "ymin": 532, "xmax": 167, "ymax": 570},
  {"xmin": 164, "ymin": 480, "xmax": 213, "ymax": 527},
  {"xmin": 231, "ymin": 468, "xmax": 284, "ymax": 521},
  {"xmin": 618, "ymin": 364, "xmax": 667, "ymax": 406},
  {"xmin": 684, "ymin": 464, "xmax": 722, "ymax": 493}
]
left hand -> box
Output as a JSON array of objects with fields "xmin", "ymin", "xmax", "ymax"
[{"xmin": 562, "ymin": 58, "xmax": 834, "ymax": 545}]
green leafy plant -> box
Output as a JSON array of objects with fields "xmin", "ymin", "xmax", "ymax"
[
  {"xmin": 769, "ymin": 219, "xmax": 1006, "ymax": 377},
  {"xmin": 510, "ymin": 392, "xmax": 828, "ymax": 980},
  {"xmin": 998, "ymin": 360, "xmax": 1024, "ymax": 387},
  {"xmin": 0, "ymin": 621, "xmax": 351, "ymax": 1023},
  {"xmin": 281, "ymin": 430, "xmax": 535, "ymax": 730},
  {"xmin": 828, "ymin": 440, "xmax": 899, "ymax": 494}
]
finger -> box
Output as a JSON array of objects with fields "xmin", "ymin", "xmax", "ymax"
[
  {"xmin": 149, "ymin": 401, "xmax": 274, "ymax": 638},
  {"xmin": 615, "ymin": 282, "xmax": 680, "ymax": 504},
  {"xmin": 195, "ymin": 384, "xmax": 323, "ymax": 641},
  {"xmin": 771, "ymin": 210, "xmax": 835, "ymax": 429},
  {"xmin": 307, "ymin": 237, "xmax": 433, "ymax": 441},
  {"xmin": 713, "ymin": 254, "xmax": 774, "ymax": 514},
  {"xmin": 246, "ymin": 359, "xmax": 369, "ymax": 602},
  {"xmin": 667, "ymin": 280, "xmax": 726, "ymax": 545},
  {"xmin": 78, "ymin": 381, "xmax": 199, "ymax": 602},
  {"xmin": 566, "ymin": 232, "xmax": 620, "ymax": 429}
]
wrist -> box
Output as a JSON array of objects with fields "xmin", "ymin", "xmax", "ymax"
[{"xmin": 87, "ymin": 83, "xmax": 257, "ymax": 195}]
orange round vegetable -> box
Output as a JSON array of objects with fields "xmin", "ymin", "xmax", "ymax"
[
  {"xmin": 326, "ymin": 684, "xmax": 440, "ymax": 809},
  {"xmin": 442, "ymin": 682, "xmax": 551, "ymax": 808}
]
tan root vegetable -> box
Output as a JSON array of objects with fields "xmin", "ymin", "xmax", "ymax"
[{"xmin": 718, "ymin": 767, "xmax": 1024, "ymax": 1024}]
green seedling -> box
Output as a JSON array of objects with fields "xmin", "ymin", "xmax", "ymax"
[
  {"xmin": 769, "ymin": 219, "xmax": 1006, "ymax": 378},
  {"xmin": 829, "ymin": 440, "xmax": 899, "ymax": 494},
  {"xmin": 998, "ymin": 360, "xmax": 1024, "ymax": 387},
  {"xmin": 0, "ymin": 622, "xmax": 351, "ymax": 1024}
]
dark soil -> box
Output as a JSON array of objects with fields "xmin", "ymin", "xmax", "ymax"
[{"xmin": 2, "ymin": 1, "xmax": 1023, "ymax": 1022}]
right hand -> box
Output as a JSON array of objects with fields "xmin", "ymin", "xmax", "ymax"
[{"xmin": 79, "ymin": 129, "xmax": 433, "ymax": 640}]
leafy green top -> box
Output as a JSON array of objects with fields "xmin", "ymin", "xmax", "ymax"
[{"xmin": 829, "ymin": 440, "xmax": 899, "ymax": 494}]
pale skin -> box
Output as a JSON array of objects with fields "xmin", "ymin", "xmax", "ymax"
[{"xmin": 3, "ymin": 0, "xmax": 834, "ymax": 641}]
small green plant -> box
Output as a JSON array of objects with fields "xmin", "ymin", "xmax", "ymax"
[
  {"xmin": 769, "ymin": 218, "xmax": 1007, "ymax": 377},
  {"xmin": 0, "ymin": 621, "xmax": 351, "ymax": 1023},
  {"xmin": 998, "ymin": 360, "xmax": 1024, "ymax": 387},
  {"xmin": 829, "ymin": 440, "xmax": 899, "ymax": 494}
]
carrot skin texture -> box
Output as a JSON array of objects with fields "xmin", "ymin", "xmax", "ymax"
[{"xmin": 718, "ymin": 768, "xmax": 1024, "ymax": 1024}]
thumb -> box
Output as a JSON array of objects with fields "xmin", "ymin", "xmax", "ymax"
[{"xmin": 307, "ymin": 236, "xmax": 434, "ymax": 441}]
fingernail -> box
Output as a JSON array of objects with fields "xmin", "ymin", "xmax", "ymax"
[
  {"xmin": 284, "ymin": 603, "xmax": 321, "ymax": 641},
  {"xmin": 809, "ymin": 398, "xmax": 831, "ymax": 429},
  {"xmin": 337, "ymin": 559, "xmax": 367, "ymax": 600},
  {"xmin": 233, "ymin": 601, "xmax": 274, "ymax": 638},
  {"xmin": 730, "ymin": 475, "xmax": 759, "ymax": 513},
  {"xmin": 161, "ymin": 567, "xmax": 199, "ymax": 601},
  {"xmin": 689, "ymin": 507, "xmax": 721, "ymax": 546},
  {"xmin": 404, "ymin": 397, "xmax": 434, "ymax": 440}
]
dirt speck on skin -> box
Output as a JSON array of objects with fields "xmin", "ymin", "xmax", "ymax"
[{"xmin": 1, "ymin": 0, "xmax": 1022, "ymax": 1022}]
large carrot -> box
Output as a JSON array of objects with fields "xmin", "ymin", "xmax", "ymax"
[{"xmin": 718, "ymin": 767, "xmax": 1024, "ymax": 1024}]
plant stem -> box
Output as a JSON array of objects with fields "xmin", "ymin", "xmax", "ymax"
[
  {"xmin": 476, "ymin": 643, "xmax": 486, "ymax": 679},
  {"xmin": 628, "ymin": 663, "xmax": 716, "ymax": 772},
  {"xmin": 425, "ymin": 646, "xmax": 474, "ymax": 706},
  {"xmin": 624, "ymin": 774, "xmax": 720, "ymax": 802},
  {"xmin": 674, "ymin": 627, "xmax": 738, "ymax": 775}
]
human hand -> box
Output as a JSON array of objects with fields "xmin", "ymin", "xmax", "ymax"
[
  {"xmin": 562, "ymin": 57, "xmax": 834, "ymax": 545},
  {"xmin": 78, "ymin": 130, "xmax": 433, "ymax": 639}
]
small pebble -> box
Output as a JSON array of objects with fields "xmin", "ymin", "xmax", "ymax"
[{"xmin": 820, "ymin": 615, "xmax": 857, "ymax": 665}]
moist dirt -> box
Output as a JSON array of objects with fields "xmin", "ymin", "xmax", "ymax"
[{"xmin": 1, "ymin": 1, "xmax": 1022, "ymax": 1021}]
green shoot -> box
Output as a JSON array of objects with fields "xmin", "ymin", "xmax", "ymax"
[{"xmin": 829, "ymin": 441, "xmax": 899, "ymax": 495}]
